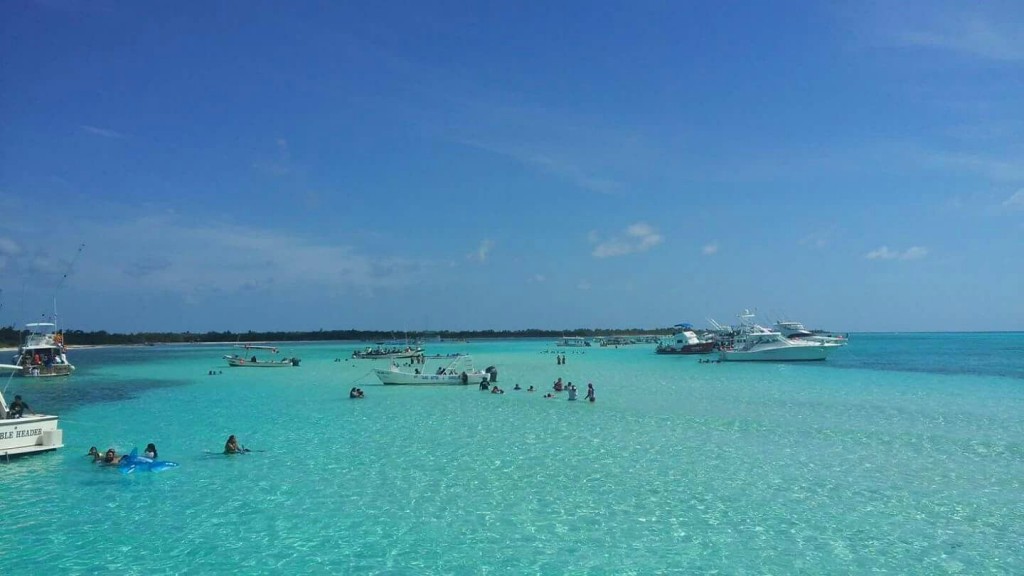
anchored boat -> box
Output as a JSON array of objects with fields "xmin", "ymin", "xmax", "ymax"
[
  {"xmin": 374, "ymin": 354, "xmax": 495, "ymax": 385},
  {"xmin": 11, "ymin": 322, "xmax": 75, "ymax": 378},
  {"xmin": 224, "ymin": 345, "xmax": 301, "ymax": 367},
  {"xmin": 1, "ymin": 364, "xmax": 64, "ymax": 458}
]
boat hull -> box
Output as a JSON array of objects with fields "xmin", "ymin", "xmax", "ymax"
[
  {"xmin": 225, "ymin": 357, "xmax": 299, "ymax": 367},
  {"xmin": 374, "ymin": 369, "xmax": 490, "ymax": 386},
  {"xmin": 719, "ymin": 345, "xmax": 831, "ymax": 362},
  {"xmin": 655, "ymin": 342, "xmax": 715, "ymax": 355},
  {"xmin": 0, "ymin": 414, "xmax": 63, "ymax": 457},
  {"xmin": 15, "ymin": 365, "xmax": 74, "ymax": 377}
]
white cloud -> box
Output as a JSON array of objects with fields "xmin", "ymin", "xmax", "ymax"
[
  {"xmin": 0, "ymin": 237, "xmax": 20, "ymax": 271},
  {"xmin": 459, "ymin": 139, "xmax": 622, "ymax": 194},
  {"xmin": 79, "ymin": 125, "xmax": 126, "ymax": 139},
  {"xmin": 865, "ymin": 246, "xmax": 929, "ymax": 260},
  {"xmin": 15, "ymin": 216, "xmax": 429, "ymax": 299},
  {"xmin": 916, "ymin": 151, "xmax": 1024, "ymax": 182},
  {"xmin": 799, "ymin": 226, "xmax": 839, "ymax": 249},
  {"xmin": 467, "ymin": 239, "xmax": 494, "ymax": 263},
  {"xmin": 591, "ymin": 222, "xmax": 663, "ymax": 258},
  {"xmin": 702, "ymin": 242, "xmax": 719, "ymax": 256},
  {"xmin": 1003, "ymin": 189, "xmax": 1024, "ymax": 209},
  {"xmin": 252, "ymin": 137, "xmax": 292, "ymax": 176},
  {"xmin": 894, "ymin": 16, "xmax": 1024, "ymax": 61},
  {"xmin": 0, "ymin": 237, "xmax": 20, "ymax": 256},
  {"xmin": 901, "ymin": 246, "xmax": 929, "ymax": 260}
]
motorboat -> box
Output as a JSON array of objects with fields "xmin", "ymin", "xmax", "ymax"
[
  {"xmin": 11, "ymin": 322, "xmax": 75, "ymax": 377},
  {"xmin": 774, "ymin": 320, "xmax": 848, "ymax": 346},
  {"xmin": 1, "ymin": 364, "xmax": 64, "ymax": 458},
  {"xmin": 556, "ymin": 337, "xmax": 591, "ymax": 347},
  {"xmin": 224, "ymin": 345, "xmax": 301, "ymax": 367},
  {"xmin": 599, "ymin": 336, "xmax": 635, "ymax": 347},
  {"xmin": 656, "ymin": 324, "xmax": 715, "ymax": 355},
  {"xmin": 374, "ymin": 354, "xmax": 495, "ymax": 385},
  {"xmin": 719, "ymin": 311, "xmax": 837, "ymax": 362},
  {"xmin": 352, "ymin": 345, "xmax": 425, "ymax": 360}
]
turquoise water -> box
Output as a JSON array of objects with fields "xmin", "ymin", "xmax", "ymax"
[{"xmin": 3, "ymin": 334, "xmax": 1023, "ymax": 574}]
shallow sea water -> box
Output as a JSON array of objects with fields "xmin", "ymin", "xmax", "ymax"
[{"xmin": 2, "ymin": 334, "xmax": 1023, "ymax": 574}]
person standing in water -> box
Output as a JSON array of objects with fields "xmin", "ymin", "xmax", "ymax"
[{"xmin": 585, "ymin": 383, "xmax": 596, "ymax": 402}]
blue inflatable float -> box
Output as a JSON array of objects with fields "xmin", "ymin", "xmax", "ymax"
[{"xmin": 119, "ymin": 448, "xmax": 179, "ymax": 474}]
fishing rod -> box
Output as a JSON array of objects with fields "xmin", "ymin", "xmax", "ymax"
[{"xmin": 50, "ymin": 243, "xmax": 86, "ymax": 326}]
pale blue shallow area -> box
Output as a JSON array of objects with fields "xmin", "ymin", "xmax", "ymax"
[{"xmin": 3, "ymin": 334, "xmax": 1023, "ymax": 574}]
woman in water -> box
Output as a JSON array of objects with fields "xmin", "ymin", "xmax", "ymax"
[
  {"xmin": 144, "ymin": 443, "xmax": 158, "ymax": 459},
  {"xmin": 585, "ymin": 383, "xmax": 596, "ymax": 402},
  {"xmin": 224, "ymin": 435, "xmax": 245, "ymax": 454},
  {"xmin": 87, "ymin": 446, "xmax": 101, "ymax": 461}
]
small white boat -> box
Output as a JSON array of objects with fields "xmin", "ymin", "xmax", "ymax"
[
  {"xmin": 11, "ymin": 322, "xmax": 75, "ymax": 378},
  {"xmin": 374, "ymin": 355, "xmax": 495, "ymax": 386},
  {"xmin": 1, "ymin": 364, "xmax": 64, "ymax": 458},
  {"xmin": 719, "ymin": 311, "xmax": 837, "ymax": 362},
  {"xmin": 224, "ymin": 345, "xmax": 301, "ymax": 367},
  {"xmin": 656, "ymin": 324, "xmax": 716, "ymax": 355}
]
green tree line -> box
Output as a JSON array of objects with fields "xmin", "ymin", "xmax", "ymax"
[{"xmin": 0, "ymin": 326, "xmax": 674, "ymax": 347}]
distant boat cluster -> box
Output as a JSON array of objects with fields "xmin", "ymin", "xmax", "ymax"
[
  {"xmin": 1, "ymin": 304, "xmax": 847, "ymax": 460},
  {"xmin": 665, "ymin": 310, "xmax": 848, "ymax": 362}
]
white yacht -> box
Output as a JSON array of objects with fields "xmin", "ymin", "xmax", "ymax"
[
  {"xmin": 12, "ymin": 322, "xmax": 75, "ymax": 377},
  {"xmin": 774, "ymin": 320, "xmax": 848, "ymax": 346},
  {"xmin": 719, "ymin": 311, "xmax": 836, "ymax": 362},
  {"xmin": 1, "ymin": 364, "xmax": 64, "ymax": 458}
]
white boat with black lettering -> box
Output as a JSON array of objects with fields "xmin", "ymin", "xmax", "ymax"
[
  {"xmin": 374, "ymin": 354, "xmax": 495, "ymax": 386},
  {"xmin": 224, "ymin": 345, "xmax": 301, "ymax": 367},
  {"xmin": 1, "ymin": 364, "xmax": 64, "ymax": 458}
]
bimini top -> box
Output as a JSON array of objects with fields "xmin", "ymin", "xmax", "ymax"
[{"xmin": 234, "ymin": 344, "xmax": 280, "ymax": 353}]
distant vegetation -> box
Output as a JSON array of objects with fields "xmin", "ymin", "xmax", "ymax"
[{"xmin": 0, "ymin": 326, "xmax": 674, "ymax": 347}]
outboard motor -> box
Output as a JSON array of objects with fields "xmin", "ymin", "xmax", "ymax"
[
  {"xmin": 485, "ymin": 366, "xmax": 497, "ymax": 382},
  {"xmin": 290, "ymin": 357, "xmax": 301, "ymax": 366}
]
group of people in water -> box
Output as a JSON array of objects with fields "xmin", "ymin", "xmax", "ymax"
[
  {"xmin": 87, "ymin": 442, "xmax": 160, "ymax": 465},
  {"xmin": 544, "ymin": 377, "xmax": 596, "ymax": 401},
  {"xmin": 470, "ymin": 377, "xmax": 595, "ymax": 402},
  {"xmin": 85, "ymin": 435, "xmax": 250, "ymax": 465}
]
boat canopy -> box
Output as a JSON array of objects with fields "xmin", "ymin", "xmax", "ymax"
[{"xmin": 234, "ymin": 344, "xmax": 280, "ymax": 352}]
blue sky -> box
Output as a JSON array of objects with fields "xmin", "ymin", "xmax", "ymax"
[{"xmin": 1, "ymin": 1, "xmax": 1021, "ymax": 333}]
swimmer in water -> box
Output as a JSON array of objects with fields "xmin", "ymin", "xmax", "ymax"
[{"xmin": 224, "ymin": 435, "xmax": 248, "ymax": 454}]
